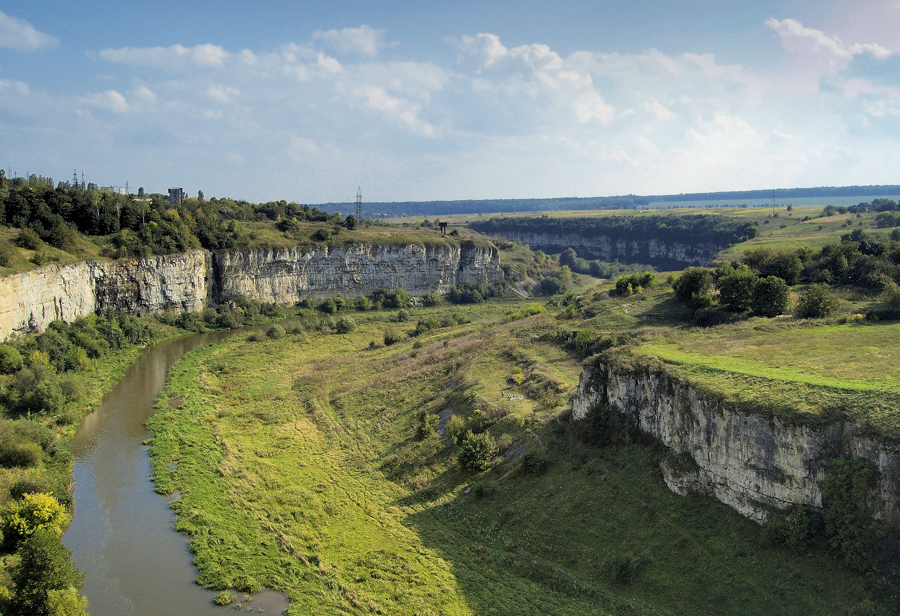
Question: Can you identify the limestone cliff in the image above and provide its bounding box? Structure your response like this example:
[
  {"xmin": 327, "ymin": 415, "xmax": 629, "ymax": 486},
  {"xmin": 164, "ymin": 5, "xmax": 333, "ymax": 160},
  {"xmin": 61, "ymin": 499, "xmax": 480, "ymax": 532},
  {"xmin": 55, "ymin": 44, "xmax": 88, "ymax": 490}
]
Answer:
[
  {"xmin": 572, "ymin": 363, "xmax": 900, "ymax": 525},
  {"xmin": 481, "ymin": 230, "xmax": 719, "ymax": 268},
  {"xmin": 213, "ymin": 242, "xmax": 499, "ymax": 303},
  {"xmin": 0, "ymin": 242, "xmax": 500, "ymax": 339}
]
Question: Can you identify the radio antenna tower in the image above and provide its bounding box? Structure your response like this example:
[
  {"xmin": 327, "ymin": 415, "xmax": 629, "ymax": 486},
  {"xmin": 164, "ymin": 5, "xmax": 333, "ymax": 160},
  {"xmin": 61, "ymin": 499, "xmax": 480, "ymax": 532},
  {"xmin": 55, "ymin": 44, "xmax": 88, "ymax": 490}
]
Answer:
[{"xmin": 355, "ymin": 187, "xmax": 362, "ymax": 220}]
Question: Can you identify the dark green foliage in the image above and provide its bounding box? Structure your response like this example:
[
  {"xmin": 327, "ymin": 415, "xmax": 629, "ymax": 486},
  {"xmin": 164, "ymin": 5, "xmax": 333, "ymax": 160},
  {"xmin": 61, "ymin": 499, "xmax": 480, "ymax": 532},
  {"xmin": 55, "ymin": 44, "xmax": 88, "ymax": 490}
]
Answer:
[
  {"xmin": 313, "ymin": 228, "xmax": 333, "ymax": 241},
  {"xmin": 794, "ymin": 284, "xmax": 840, "ymax": 319},
  {"xmin": 214, "ymin": 590, "xmax": 235, "ymax": 606},
  {"xmin": 576, "ymin": 403, "xmax": 634, "ymax": 447},
  {"xmin": 0, "ymin": 238, "xmax": 15, "ymax": 267},
  {"xmin": 608, "ymin": 554, "xmax": 641, "ymax": 583},
  {"xmin": 521, "ymin": 449, "xmax": 551, "ymax": 474},
  {"xmin": 691, "ymin": 307, "xmax": 742, "ymax": 327},
  {"xmin": 673, "ymin": 267, "xmax": 714, "ymax": 310},
  {"xmin": 266, "ymin": 324, "xmax": 286, "ymax": 339},
  {"xmin": 751, "ymin": 276, "xmax": 790, "ymax": 317},
  {"xmin": 615, "ymin": 271, "xmax": 656, "ymax": 296},
  {"xmin": 344, "ymin": 214, "xmax": 357, "ymax": 230},
  {"xmin": 15, "ymin": 228, "xmax": 42, "ymax": 250},
  {"xmin": 421, "ymin": 290, "xmax": 441, "ymax": 306},
  {"xmin": 457, "ymin": 430, "xmax": 497, "ymax": 472},
  {"xmin": 383, "ymin": 326, "xmax": 402, "ymax": 346},
  {"xmin": 717, "ymin": 266, "xmax": 757, "ymax": 312},
  {"xmin": 743, "ymin": 248, "xmax": 804, "ymax": 285},
  {"xmin": 415, "ymin": 411, "xmax": 440, "ymax": 440},
  {"xmin": 0, "ymin": 344, "xmax": 24, "ymax": 374},
  {"xmin": 373, "ymin": 287, "xmax": 410, "ymax": 309},
  {"xmin": 823, "ymin": 457, "xmax": 882, "ymax": 572},
  {"xmin": 335, "ymin": 316, "xmax": 356, "ymax": 334},
  {"xmin": 447, "ymin": 281, "xmax": 504, "ymax": 303},
  {"xmin": 8, "ymin": 529, "xmax": 85, "ymax": 616}
]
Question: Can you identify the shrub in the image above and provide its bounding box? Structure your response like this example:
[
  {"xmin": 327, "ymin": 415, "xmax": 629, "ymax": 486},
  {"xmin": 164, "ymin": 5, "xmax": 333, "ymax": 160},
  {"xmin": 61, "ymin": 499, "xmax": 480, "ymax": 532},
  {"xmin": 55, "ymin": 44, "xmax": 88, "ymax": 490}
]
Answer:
[
  {"xmin": 0, "ymin": 344, "xmax": 24, "ymax": 374},
  {"xmin": 1, "ymin": 493, "xmax": 70, "ymax": 549},
  {"xmin": 521, "ymin": 450, "xmax": 551, "ymax": 475},
  {"xmin": 672, "ymin": 267, "xmax": 713, "ymax": 310},
  {"xmin": 445, "ymin": 415, "xmax": 467, "ymax": 446},
  {"xmin": 15, "ymin": 228, "xmax": 42, "ymax": 250},
  {"xmin": 312, "ymin": 228, "xmax": 332, "ymax": 241},
  {"xmin": 214, "ymin": 590, "xmax": 235, "ymax": 606},
  {"xmin": 717, "ymin": 267, "xmax": 757, "ymax": 312},
  {"xmin": 335, "ymin": 316, "xmax": 356, "ymax": 334},
  {"xmin": 609, "ymin": 554, "xmax": 640, "ymax": 583},
  {"xmin": 422, "ymin": 290, "xmax": 441, "ymax": 306},
  {"xmin": 0, "ymin": 239, "xmax": 14, "ymax": 267},
  {"xmin": 266, "ymin": 324, "xmax": 286, "ymax": 339},
  {"xmin": 383, "ymin": 326, "xmax": 402, "ymax": 346},
  {"xmin": 46, "ymin": 587, "xmax": 89, "ymax": 616},
  {"xmin": 0, "ymin": 442, "xmax": 43, "ymax": 469},
  {"xmin": 317, "ymin": 297, "xmax": 337, "ymax": 314},
  {"xmin": 457, "ymin": 430, "xmax": 497, "ymax": 472},
  {"xmin": 823, "ymin": 457, "xmax": 882, "ymax": 572},
  {"xmin": 751, "ymin": 276, "xmax": 790, "ymax": 317},
  {"xmin": 794, "ymin": 284, "xmax": 839, "ymax": 319},
  {"xmin": 415, "ymin": 411, "xmax": 440, "ymax": 440},
  {"xmin": 9, "ymin": 529, "xmax": 85, "ymax": 616}
]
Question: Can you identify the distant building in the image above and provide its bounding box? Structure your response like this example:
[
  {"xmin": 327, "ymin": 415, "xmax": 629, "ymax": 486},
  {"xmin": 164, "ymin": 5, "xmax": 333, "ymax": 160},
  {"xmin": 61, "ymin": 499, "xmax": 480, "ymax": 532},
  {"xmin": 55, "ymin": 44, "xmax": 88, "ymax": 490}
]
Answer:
[
  {"xmin": 168, "ymin": 187, "xmax": 184, "ymax": 205},
  {"xmin": 103, "ymin": 186, "xmax": 127, "ymax": 195}
]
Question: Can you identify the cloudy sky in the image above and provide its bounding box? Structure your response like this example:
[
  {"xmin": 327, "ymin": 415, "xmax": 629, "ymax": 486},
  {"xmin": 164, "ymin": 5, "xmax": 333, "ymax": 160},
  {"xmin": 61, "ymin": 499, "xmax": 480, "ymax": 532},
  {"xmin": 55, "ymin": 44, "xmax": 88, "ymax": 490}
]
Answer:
[{"xmin": 1, "ymin": 0, "xmax": 898, "ymax": 203}]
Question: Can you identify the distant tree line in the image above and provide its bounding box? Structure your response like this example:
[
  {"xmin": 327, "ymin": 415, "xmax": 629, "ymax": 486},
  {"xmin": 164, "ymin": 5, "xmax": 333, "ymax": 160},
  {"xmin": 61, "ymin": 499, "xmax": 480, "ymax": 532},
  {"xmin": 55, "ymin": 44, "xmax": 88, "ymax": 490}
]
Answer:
[
  {"xmin": 0, "ymin": 175, "xmax": 341, "ymax": 259},
  {"xmin": 671, "ymin": 229, "xmax": 900, "ymax": 324}
]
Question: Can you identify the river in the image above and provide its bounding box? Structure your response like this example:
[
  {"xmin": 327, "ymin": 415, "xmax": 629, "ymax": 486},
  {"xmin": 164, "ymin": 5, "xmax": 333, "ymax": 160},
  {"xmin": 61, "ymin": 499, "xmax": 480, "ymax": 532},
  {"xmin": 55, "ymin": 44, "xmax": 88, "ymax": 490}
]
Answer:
[{"xmin": 62, "ymin": 331, "xmax": 289, "ymax": 615}]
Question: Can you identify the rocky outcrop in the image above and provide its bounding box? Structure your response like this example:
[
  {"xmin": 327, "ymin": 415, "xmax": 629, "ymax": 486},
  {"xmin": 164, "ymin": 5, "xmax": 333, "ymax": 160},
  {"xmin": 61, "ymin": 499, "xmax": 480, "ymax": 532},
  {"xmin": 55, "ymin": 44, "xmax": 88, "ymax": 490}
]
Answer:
[
  {"xmin": 0, "ymin": 242, "xmax": 501, "ymax": 339},
  {"xmin": 481, "ymin": 230, "xmax": 719, "ymax": 268},
  {"xmin": 572, "ymin": 363, "xmax": 900, "ymax": 524},
  {"xmin": 213, "ymin": 242, "xmax": 499, "ymax": 303}
]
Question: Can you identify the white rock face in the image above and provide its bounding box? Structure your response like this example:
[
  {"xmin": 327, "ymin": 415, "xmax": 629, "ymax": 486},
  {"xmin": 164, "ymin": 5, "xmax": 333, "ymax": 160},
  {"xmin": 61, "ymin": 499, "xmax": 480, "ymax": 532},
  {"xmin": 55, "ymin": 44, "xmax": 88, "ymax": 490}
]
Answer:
[
  {"xmin": 573, "ymin": 363, "xmax": 900, "ymax": 524},
  {"xmin": 0, "ymin": 243, "xmax": 501, "ymax": 339},
  {"xmin": 0, "ymin": 251, "xmax": 210, "ymax": 338},
  {"xmin": 481, "ymin": 231, "xmax": 721, "ymax": 267},
  {"xmin": 213, "ymin": 242, "xmax": 500, "ymax": 303}
]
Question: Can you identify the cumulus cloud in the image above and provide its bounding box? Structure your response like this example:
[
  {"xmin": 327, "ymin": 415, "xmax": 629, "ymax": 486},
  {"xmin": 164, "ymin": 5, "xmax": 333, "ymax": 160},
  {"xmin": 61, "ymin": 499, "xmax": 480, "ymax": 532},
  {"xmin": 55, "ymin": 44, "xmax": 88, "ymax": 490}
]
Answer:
[
  {"xmin": 766, "ymin": 18, "xmax": 893, "ymax": 73},
  {"xmin": 207, "ymin": 84, "xmax": 240, "ymax": 104},
  {"xmin": 573, "ymin": 92, "xmax": 615, "ymax": 123},
  {"xmin": 0, "ymin": 10, "xmax": 58, "ymax": 51},
  {"xmin": 81, "ymin": 90, "xmax": 129, "ymax": 113},
  {"xmin": 644, "ymin": 98, "xmax": 675, "ymax": 120},
  {"xmin": 313, "ymin": 25, "xmax": 390, "ymax": 56},
  {"xmin": 358, "ymin": 85, "xmax": 436, "ymax": 137},
  {"xmin": 98, "ymin": 43, "xmax": 231, "ymax": 69}
]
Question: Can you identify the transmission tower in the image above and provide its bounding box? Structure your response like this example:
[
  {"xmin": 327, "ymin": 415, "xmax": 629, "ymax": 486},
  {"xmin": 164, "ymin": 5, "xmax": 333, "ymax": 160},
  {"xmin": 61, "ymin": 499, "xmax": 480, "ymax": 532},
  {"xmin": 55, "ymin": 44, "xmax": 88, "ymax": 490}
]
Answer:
[{"xmin": 355, "ymin": 187, "xmax": 362, "ymax": 220}]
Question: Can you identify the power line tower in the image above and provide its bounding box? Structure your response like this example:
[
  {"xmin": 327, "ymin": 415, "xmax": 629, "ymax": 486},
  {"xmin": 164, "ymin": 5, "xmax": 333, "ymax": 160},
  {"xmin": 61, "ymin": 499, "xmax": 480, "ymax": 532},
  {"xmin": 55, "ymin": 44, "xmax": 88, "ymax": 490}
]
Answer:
[{"xmin": 355, "ymin": 187, "xmax": 362, "ymax": 220}]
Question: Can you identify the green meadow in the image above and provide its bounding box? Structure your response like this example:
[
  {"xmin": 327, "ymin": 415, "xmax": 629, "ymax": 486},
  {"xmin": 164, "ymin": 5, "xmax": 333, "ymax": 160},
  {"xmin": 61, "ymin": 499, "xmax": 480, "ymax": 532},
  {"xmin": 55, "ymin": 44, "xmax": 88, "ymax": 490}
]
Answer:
[{"xmin": 147, "ymin": 300, "xmax": 876, "ymax": 615}]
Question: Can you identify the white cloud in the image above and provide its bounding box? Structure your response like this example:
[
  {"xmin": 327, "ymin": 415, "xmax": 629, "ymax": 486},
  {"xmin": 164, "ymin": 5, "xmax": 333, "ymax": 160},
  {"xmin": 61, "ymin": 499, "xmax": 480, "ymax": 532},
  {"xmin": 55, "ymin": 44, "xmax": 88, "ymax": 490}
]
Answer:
[
  {"xmin": 766, "ymin": 18, "xmax": 893, "ymax": 71},
  {"xmin": 317, "ymin": 53, "xmax": 342, "ymax": 73},
  {"xmin": 81, "ymin": 90, "xmax": 129, "ymax": 113},
  {"xmin": 0, "ymin": 10, "xmax": 58, "ymax": 51},
  {"xmin": 207, "ymin": 84, "xmax": 240, "ymax": 104},
  {"xmin": 573, "ymin": 92, "xmax": 615, "ymax": 123},
  {"xmin": 313, "ymin": 25, "xmax": 389, "ymax": 56},
  {"xmin": 358, "ymin": 85, "xmax": 436, "ymax": 137},
  {"xmin": 131, "ymin": 85, "xmax": 157, "ymax": 103},
  {"xmin": 98, "ymin": 43, "xmax": 231, "ymax": 69},
  {"xmin": 644, "ymin": 98, "xmax": 675, "ymax": 120}
]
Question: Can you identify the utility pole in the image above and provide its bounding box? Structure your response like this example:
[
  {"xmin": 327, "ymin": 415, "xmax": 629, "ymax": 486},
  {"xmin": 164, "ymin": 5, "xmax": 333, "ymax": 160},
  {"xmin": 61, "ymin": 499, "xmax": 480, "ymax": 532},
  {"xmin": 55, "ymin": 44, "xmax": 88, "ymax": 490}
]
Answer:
[{"xmin": 356, "ymin": 187, "xmax": 362, "ymax": 220}]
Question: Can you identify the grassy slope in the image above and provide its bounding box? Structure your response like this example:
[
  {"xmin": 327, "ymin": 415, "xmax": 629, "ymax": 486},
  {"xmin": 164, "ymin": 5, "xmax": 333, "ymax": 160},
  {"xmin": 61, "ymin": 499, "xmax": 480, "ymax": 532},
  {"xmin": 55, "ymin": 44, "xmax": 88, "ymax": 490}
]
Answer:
[{"xmin": 147, "ymin": 302, "xmax": 870, "ymax": 615}]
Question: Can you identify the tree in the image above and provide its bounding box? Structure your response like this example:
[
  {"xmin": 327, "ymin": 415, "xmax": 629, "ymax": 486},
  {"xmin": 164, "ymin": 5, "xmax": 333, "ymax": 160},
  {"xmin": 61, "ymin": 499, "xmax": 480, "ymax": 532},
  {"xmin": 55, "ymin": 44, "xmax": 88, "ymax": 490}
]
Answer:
[
  {"xmin": 9, "ymin": 529, "xmax": 85, "ymax": 616},
  {"xmin": 457, "ymin": 430, "xmax": 497, "ymax": 471},
  {"xmin": 794, "ymin": 284, "xmax": 839, "ymax": 319},
  {"xmin": 672, "ymin": 267, "xmax": 713, "ymax": 310},
  {"xmin": 717, "ymin": 266, "xmax": 757, "ymax": 312},
  {"xmin": 751, "ymin": 276, "xmax": 790, "ymax": 317},
  {"xmin": 2, "ymin": 493, "xmax": 70, "ymax": 549},
  {"xmin": 344, "ymin": 214, "xmax": 357, "ymax": 230},
  {"xmin": 823, "ymin": 458, "xmax": 882, "ymax": 572}
]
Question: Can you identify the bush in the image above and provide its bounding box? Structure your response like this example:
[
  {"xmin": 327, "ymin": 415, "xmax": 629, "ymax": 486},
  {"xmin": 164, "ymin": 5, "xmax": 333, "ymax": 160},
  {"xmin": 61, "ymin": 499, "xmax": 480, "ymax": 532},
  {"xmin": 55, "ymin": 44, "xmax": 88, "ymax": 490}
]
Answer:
[
  {"xmin": 46, "ymin": 587, "xmax": 89, "ymax": 616},
  {"xmin": 1, "ymin": 493, "xmax": 70, "ymax": 549},
  {"xmin": 0, "ymin": 344, "xmax": 24, "ymax": 374},
  {"xmin": 0, "ymin": 239, "xmax": 14, "ymax": 267},
  {"xmin": 672, "ymin": 267, "xmax": 713, "ymax": 310},
  {"xmin": 794, "ymin": 284, "xmax": 839, "ymax": 319},
  {"xmin": 335, "ymin": 316, "xmax": 356, "ymax": 334},
  {"xmin": 823, "ymin": 457, "xmax": 882, "ymax": 572},
  {"xmin": 445, "ymin": 415, "xmax": 467, "ymax": 446},
  {"xmin": 9, "ymin": 529, "xmax": 85, "ymax": 616},
  {"xmin": 0, "ymin": 442, "xmax": 43, "ymax": 469},
  {"xmin": 751, "ymin": 276, "xmax": 790, "ymax": 317},
  {"xmin": 521, "ymin": 450, "xmax": 551, "ymax": 475},
  {"xmin": 422, "ymin": 290, "xmax": 441, "ymax": 306},
  {"xmin": 383, "ymin": 326, "xmax": 402, "ymax": 346},
  {"xmin": 609, "ymin": 554, "xmax": 640, "ymax": 583},
  {"xmin": 266, "ymin": 324, "xmax": 286, "ymax": 339},
  {"xmin": 415, "ymin": 411, "xmax": 440, "ymax": 440},
  {"xmin": 457, "ymin": 430, "xmax": 497, "ymax": 472},
  {"xmin": 717, "ymin": 267, "xmax": 757, "ymax": 312},
  {"xmin": 214, "ymin": 590, "xmax": 235, "ymax": 606},
  {"xmin": 312, "ymin": 228, "xmax": 332, "ymax": 241},
  {"xmin": 15, "ymin": 228, "xmax": 42, "ymax": 250}
]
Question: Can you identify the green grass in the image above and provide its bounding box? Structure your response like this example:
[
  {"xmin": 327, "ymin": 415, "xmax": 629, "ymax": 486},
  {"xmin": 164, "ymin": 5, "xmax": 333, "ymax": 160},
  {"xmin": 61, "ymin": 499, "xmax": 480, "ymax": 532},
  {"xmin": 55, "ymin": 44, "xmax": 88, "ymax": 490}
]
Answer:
[{"xmin": 147, "ymin": 302, "xmax": 873, "ymax": 615}]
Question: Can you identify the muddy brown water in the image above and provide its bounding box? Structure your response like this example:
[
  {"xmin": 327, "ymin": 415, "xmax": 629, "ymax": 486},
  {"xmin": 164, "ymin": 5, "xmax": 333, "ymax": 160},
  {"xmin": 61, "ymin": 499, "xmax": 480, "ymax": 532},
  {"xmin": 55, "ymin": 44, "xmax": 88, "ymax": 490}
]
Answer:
[{"xmin": 63, "ymin": 330, "xmax": 289, "ymax": 616}]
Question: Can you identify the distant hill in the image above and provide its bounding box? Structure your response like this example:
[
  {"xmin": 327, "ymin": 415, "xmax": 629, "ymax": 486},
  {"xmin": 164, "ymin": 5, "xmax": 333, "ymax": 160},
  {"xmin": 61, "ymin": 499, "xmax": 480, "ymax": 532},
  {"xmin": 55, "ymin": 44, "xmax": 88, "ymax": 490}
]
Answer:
[{"xmin": 317, "ymin": 185, "xmax": 900, "ymax": 218}]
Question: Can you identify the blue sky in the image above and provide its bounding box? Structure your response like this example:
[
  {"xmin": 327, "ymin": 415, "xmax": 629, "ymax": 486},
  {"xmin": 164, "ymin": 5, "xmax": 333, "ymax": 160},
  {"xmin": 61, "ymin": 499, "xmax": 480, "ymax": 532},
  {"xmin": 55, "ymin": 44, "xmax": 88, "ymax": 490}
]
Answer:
[{"xmin": 1, "ymin": 1, "xmax": 898, "ymax": 203}]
